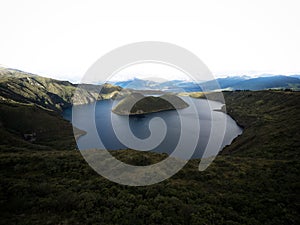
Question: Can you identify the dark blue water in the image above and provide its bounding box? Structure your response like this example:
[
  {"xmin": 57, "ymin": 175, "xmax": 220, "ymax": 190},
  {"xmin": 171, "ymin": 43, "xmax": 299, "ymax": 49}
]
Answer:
[{"xmin": 63, "ymin": 97, "xmax": 242, "ymax": 159}]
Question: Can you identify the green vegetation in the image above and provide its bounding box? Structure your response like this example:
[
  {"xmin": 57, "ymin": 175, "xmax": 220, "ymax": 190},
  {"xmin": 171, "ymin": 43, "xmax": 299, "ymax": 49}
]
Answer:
[
  {"xmin": 0, "ymin": 74, "xmax": 299, "ymax": 225},
  {"xmin": 1, "ymin": 148, "xmax": 298, "ymax": 225},
  {"xmin": 179, "ymin": 92, "xmax": 207, "ymax": 98},
  {"xmin": 0, "ymin": 100, "xmax": 76, "ymax": 150},
  {"xmin": 0, "ymin": 67, "xmax": 122, "ymax": 112},
  {"xmin": 222, "ymin": 90, "xmax": 300, "ymax": 160},
  {"xmin": 112, "ymin": 93, "xmax": 189, "ymax": 115}
]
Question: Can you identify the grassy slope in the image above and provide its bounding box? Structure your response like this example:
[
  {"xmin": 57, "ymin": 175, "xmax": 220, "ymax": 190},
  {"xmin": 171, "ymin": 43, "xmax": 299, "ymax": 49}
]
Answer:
[
  {"xmin": 0, "ymin": 100, "xmax": 76, "ymax": 150},
  {"xmin": 0, "ymin": 74, "xmax": 76, "ymax": 111},
  {"xmin": 0, "ymin": 91, "xmax": 299, "ymax": 225},
  {"xmin": 222, "ymin": 91, "xmax": 300, "ymax": 159},
  {"xmin": 0, "ymin": 68, "xmax": 122, "ymax": 112}
]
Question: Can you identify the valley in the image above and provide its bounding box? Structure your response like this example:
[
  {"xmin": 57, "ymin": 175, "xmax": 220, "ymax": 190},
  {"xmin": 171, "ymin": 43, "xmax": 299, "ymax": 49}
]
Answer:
[{"xmin": 0, "ymin": 68, "xmax": 299, "ymax": 224}]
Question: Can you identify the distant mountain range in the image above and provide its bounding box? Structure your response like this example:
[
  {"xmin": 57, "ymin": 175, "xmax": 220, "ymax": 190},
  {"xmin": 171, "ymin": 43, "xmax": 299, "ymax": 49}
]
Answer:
[
  {"xmin": 113, "ymin": 78, "xmax": 202, "ymax": 92},
  {"xmin": 1, "ymin": 67, "xmax": 300, "ymax": 97},
  {"xmin": 111, "ymin": 75, "xmax": 300, "ymax": 92}
]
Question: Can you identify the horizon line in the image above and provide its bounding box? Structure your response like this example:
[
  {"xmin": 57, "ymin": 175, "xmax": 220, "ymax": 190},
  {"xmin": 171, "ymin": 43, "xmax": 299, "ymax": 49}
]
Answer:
[{"xmin": 1, "ymin": 65, "xmax": 299, "ymax": 84}]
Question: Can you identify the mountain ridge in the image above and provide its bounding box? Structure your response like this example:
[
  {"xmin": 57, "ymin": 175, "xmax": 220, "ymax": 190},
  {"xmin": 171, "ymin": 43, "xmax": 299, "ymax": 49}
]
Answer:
[
  {"xmin": 110, "ymin": 75, "xmax": 300, "ymax": 92},
  {"xmin": 0, "ymin": 67, "xmax": 123, "ymax": 112}
]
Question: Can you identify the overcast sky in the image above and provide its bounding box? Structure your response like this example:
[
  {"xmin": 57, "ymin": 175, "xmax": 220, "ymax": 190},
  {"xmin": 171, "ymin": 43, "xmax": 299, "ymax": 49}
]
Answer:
[{"xmin": 0, "ymin": 0, "xmax": 299, "ymax": 82}]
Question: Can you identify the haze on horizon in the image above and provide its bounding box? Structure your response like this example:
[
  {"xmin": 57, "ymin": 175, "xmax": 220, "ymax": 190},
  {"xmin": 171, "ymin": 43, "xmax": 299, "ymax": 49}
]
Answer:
[{"xmin": 0, "ymin": 0, "xmax": 299, "ymax": 83}]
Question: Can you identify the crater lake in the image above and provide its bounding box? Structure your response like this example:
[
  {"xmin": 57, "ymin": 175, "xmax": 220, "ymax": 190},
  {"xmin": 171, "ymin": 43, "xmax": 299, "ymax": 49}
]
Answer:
[{"xmin": 63, "ymin": 97, "xmax": 243, "ymax": 159}]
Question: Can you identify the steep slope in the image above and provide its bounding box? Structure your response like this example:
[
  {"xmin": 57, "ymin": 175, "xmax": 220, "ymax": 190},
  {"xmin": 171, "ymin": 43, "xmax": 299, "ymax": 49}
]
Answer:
[
  {"xmin": 221, "ymin": 90, "xmax": 300, "ymax": 159},
  {"xmin": 0, "ymin": 100, "xmax": 77, "ymax": 150},
  {"xmin": 0, "ymin": 68, "xmax": 122, "ymax": 148},
  {"xmin": 0, "ymin": 68, "xmax": 122, "ymax": 111},
  {"xmin": 0, "ymin": 67, "xmax": 38, "ymax": 78}
]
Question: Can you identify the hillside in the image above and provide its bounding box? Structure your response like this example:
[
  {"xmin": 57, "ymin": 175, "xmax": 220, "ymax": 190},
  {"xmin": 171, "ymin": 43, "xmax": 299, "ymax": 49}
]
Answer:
[
  {"xmin": 112, "ymin": 93, "xmax": 189, "ymax": 115},
  {"xmin": 0, "ymin": 100, "xmax": 77, "ymax": 150},
  {"xmin": 0, "ymin": 90, "xmax": 299, "ymax": 224},
  {"xmin": 222, "ymin": 90, "xmax": 300, "ymax": 159},
  {"xmin": 0, "ymin": 67, "xmax": 122, "ymax": 112}
]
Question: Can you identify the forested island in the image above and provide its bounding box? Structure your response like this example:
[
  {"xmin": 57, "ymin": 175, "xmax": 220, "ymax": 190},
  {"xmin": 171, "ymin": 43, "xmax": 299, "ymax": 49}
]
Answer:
[{"xmin": 112, "ymin": 93, "xmax": 189, "ymax": 115}]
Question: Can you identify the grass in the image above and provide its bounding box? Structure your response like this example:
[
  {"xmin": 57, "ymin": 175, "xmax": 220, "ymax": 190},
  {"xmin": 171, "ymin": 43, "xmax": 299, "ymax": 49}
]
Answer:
[
  {"xmin": 0, "ymin": 68, "xmax": 122, "ymax": 112},
  {"xmin": 222, "ymin": 90, "xmax": 300, "ymax": 160},
  {"xmin": 0, "ymin": 100, "xmax": 76, "ymax": 150},
  {"xmin": 0, "ymin": 90, "xmax": 299, "ymax": 224}
]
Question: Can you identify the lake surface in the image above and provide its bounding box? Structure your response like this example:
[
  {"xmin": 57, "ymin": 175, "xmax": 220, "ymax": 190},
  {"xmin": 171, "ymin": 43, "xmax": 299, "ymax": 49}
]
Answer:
[{"xmin": 63, "ymin": 97, "xmax": 242, "ymax": 159}]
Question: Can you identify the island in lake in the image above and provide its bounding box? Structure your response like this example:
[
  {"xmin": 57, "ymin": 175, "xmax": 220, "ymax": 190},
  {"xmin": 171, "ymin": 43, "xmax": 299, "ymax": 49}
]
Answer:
[{"xmin": 112, "ymin": 93, "xmax": 189, "ymax": 115}]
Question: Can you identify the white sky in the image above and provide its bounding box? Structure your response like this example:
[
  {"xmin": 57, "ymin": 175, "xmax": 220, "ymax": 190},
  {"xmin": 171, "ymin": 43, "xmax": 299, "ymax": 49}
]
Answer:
[
  {"xmin": 0, "ymin": 0, "xmax": 300, "ymax": 82},
  {"xmin": 110, "ymin": 63, "xmax": 193, "ymax": 82}
]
